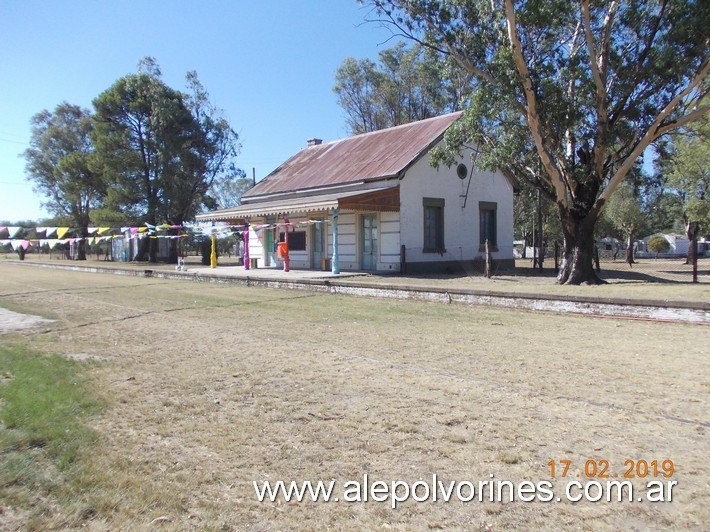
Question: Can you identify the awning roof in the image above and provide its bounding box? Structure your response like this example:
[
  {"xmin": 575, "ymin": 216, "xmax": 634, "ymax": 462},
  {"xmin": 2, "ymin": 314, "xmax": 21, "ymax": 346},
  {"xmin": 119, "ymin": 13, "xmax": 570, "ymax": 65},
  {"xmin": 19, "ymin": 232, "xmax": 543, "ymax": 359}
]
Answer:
[{"xmin": 196, "ymin": 186, "xmax": 400, "ymax": 222}]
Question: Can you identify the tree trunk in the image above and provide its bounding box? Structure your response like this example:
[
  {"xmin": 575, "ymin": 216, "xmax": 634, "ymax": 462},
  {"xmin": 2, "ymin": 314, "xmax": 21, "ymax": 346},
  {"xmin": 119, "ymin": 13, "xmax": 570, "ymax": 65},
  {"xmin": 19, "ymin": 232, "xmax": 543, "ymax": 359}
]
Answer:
[
  {"xmin": 149, "ymin": 236, "xmax": 158, "ymax": 263},
  {"xmin": 77, "ymin": 227, "xmax": 88, "ymax": 261},
  {"xmin": 134, "ymin": 236, "xmax": 150, "ymax": 261},
  {"xmin": 167, "ymin": 232, "xmax": 178, "ymax": 264},
  {"xmin": 625, "ymin": 232, "xmax": 635, "ymax": 267},
  {"xmin": 556, "ymin": 208, "xmax": 604, "ymax": 285}
]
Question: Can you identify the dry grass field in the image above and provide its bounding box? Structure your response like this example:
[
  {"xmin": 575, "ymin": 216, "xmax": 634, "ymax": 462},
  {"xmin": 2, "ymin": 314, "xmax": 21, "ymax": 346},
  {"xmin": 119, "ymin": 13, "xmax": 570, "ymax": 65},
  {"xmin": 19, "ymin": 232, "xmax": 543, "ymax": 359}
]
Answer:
[{"xmin": 0, "ymin": 262, "xmax": 708, "ymax": 530}]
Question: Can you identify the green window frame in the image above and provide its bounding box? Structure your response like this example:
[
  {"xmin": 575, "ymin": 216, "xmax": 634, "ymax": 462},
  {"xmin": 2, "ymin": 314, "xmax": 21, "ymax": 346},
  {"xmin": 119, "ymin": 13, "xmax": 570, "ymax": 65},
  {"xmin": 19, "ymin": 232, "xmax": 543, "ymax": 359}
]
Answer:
[
  {"xmin": 479, "ymin": 201, "xmax": 498, "ymax": 251},
  {"xmin": 423, "ymin": 197, "xmax": 445, "ymax": 253}
]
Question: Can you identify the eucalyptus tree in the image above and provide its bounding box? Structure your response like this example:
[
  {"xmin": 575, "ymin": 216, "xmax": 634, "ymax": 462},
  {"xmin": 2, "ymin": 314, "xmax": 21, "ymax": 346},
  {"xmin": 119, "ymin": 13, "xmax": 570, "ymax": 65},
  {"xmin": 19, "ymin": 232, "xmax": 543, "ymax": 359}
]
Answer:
[
  {"xmin": 209, "ymin": 174, "xmax": 252, "ymax": 210},
  {"xmin": 334, "ymin": 42, "xmax": 472, "ymax": 134},
  {"xmin": 367, "ymin": 0, "xmax": 709, "ymax": 284},
  {"xmin": 24, "ymin": 102, "xmax": 103, "ymax": 260},
  {"xmin": 663, "ymin": 114, "xmax": 709, "ymax": 281},
  {"xmin": 604, "ymin": 179, "xmax": 647, "ymax": 266}
]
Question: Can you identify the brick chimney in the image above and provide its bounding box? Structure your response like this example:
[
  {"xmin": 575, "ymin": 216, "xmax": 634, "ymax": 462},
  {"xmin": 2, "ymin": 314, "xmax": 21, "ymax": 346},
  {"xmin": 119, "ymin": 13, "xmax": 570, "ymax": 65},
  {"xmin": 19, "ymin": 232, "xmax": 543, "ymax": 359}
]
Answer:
[{"xmin": 307, "ymin": 138, "xmax": 322, "ymax": 147}]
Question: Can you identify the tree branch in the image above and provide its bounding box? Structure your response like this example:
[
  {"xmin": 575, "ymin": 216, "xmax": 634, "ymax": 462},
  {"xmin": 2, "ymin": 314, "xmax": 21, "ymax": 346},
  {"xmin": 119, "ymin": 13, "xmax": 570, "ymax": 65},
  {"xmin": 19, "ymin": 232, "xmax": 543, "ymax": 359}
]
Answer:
[
  {"xmin": 503, "ymin": 0, "xmax": 568, "ymax": 203},
  {"xmin": 582, "ymin": 0, "xmax": 617, "ymax": 177},
  {"xmin": 596, "ymin": 59, "xmax": 710, "ymax": 210},
  {"xmin": 608, "ymin": 1, "xmax": 668, "ymax": 125}
]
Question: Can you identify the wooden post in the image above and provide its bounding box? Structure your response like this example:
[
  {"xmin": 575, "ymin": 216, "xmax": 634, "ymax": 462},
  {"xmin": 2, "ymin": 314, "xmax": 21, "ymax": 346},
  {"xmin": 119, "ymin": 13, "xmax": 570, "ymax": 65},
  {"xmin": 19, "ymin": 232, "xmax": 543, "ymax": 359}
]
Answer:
[
  {"xmin": 331, "ymin": 208, "xmax": 340, "ymax": 274},
  {"xmin": 691, "ymin": 236, "xmax": 698, "ymax": 284},
  {"xmin": 533, "ymin": 223, "xmax": 537, "ymax": 270},
  {"xmin": 400, "ymin": 244, "xmax": 406, "ymax": 274},
  {"xmin": 537, "ymin": 188, "xmax": 543, "ymax": 271},
  {"xmin": 485, "ymin": 239, "xmax": 491, "ymax": 278},
  {"xmin": 243, "ymin": 222, "xmax": 250, "ymax": 270}
]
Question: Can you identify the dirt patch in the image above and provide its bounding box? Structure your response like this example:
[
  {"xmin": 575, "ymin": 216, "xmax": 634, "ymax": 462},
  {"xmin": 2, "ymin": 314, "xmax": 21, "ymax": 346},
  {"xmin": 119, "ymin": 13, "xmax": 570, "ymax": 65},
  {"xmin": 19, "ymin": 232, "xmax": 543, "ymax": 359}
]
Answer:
[{"xmin": 0, "ymin": 307, "xmax": 54, "ymax": 334}]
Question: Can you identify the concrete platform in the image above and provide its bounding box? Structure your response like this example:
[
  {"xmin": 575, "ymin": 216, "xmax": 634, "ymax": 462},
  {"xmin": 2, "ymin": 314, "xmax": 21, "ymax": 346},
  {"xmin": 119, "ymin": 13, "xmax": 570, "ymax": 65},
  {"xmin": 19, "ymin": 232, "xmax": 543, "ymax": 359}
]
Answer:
[{"xmin": 188, "ymin": 265, "xmax": 368, "ymax": 281}]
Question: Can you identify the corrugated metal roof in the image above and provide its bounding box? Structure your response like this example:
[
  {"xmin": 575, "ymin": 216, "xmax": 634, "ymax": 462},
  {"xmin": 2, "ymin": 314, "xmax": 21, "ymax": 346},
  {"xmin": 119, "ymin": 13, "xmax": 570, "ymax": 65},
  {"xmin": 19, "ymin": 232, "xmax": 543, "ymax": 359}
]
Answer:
[
  {"xmin": 196, "ymin": 186, "xmax": 399, "ymax": 221},
  {"xmin": 243, "ymin": 112, "xmax": 463, "ymax": 199}
]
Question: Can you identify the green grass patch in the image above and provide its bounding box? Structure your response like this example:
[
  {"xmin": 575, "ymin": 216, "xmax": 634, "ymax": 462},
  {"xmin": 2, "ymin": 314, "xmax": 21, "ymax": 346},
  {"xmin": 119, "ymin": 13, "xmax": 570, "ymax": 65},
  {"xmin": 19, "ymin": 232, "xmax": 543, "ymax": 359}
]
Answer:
[{"xmin": 0, "ymin": 344, "xmax": 101, "ymax": 516}]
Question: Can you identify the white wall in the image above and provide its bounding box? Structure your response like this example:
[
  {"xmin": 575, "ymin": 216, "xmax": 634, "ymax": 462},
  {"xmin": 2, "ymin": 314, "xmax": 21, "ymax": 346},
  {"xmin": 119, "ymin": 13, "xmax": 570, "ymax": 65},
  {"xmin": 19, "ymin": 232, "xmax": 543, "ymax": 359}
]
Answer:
[
  {"xmin": 379, "ymin": 211, "xmax": 401, "ymax": 271},
  {"xmin": 244, "ymin": 213, "xmax": 358, "ymax": 270},
  {"xmin": 399, "ymin": 143, "xmax": 514, "ymax": 265},
  {"xmin": 247, "ymin": 225, "xmax": 264, "ymax": 267}
]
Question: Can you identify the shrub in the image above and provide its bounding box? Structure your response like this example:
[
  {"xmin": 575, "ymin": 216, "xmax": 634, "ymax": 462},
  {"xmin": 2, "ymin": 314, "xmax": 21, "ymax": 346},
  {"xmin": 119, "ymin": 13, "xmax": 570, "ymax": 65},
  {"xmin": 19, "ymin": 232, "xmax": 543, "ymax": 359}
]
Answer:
[{"xmin": 647, "ymin": 236, "xmax": 670, "ymax": 257}]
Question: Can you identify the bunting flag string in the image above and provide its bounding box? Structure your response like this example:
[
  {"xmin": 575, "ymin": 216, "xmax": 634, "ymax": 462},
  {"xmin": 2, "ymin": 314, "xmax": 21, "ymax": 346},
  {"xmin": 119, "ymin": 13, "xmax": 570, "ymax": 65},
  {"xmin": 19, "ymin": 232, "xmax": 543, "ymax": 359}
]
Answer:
[{"xmin": 0, "ymin": 218, "xmax": 330, "ymax": 244}]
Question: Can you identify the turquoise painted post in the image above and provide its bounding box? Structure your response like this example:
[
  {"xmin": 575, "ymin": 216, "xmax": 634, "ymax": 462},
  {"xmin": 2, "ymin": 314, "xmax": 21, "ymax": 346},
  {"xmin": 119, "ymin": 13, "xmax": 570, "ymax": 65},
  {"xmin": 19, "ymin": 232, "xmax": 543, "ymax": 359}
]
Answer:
[{"xmin": 331, "ymin": 208, "xmax": 340, "ymax": 274}]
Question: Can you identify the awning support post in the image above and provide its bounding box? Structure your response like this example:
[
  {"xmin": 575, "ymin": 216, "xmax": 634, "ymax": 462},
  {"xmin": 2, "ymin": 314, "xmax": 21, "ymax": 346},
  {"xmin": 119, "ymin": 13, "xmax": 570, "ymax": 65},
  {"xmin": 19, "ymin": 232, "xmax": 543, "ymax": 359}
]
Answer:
[
  {"xmin": 210, "ymin": 233, "xmax": 217, "ymax": 268},
  {"xmin": 283, "ymin": 216, "xmax": 290, "ymax": 272},
  {"xmin": 331, "ymin": 208, "xmax": 340, "ymax": 274},
  {"xmin": 243, "ymin": 222, "xmax": 250, "ymax": 270}
]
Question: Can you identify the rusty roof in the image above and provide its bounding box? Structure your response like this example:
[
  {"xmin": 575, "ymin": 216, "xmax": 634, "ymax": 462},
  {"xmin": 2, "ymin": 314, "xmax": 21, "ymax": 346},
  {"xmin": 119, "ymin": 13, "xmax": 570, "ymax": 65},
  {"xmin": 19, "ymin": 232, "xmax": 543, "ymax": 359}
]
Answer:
[{"xmin": 243, "ymin": 112, "xmax": 463, "ymax": 199}]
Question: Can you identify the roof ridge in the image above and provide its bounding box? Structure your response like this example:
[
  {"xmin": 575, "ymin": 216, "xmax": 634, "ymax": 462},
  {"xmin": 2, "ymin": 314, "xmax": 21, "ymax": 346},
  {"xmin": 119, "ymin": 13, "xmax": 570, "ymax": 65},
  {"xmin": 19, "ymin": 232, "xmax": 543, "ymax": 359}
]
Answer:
[{"xmin": 314, "ymin": 110, "xmax": 464, "ymax": 147}]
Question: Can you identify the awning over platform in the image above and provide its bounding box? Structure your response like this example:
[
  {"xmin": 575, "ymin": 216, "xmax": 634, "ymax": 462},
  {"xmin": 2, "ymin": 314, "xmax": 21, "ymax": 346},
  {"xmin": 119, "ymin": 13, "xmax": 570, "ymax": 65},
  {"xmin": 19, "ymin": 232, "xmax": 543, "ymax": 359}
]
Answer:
[{"xmin": 196, "ymin": 186, "xmax": 400, "ymax": 222}]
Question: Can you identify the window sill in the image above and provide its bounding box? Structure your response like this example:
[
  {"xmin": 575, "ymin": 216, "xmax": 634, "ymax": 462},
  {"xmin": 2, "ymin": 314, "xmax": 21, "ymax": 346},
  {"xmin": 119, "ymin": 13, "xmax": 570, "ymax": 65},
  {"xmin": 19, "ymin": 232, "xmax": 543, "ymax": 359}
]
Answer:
[{"xmin": 423, "ymin": 248, "xmax": 447, "ymax": 254}]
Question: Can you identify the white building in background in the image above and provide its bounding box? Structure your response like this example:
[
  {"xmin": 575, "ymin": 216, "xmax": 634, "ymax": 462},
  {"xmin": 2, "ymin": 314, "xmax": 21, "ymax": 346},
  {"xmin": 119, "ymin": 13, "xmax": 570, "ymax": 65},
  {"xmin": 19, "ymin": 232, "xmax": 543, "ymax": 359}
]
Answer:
[
  {"xmin": 639, "ymin": 233, "xmax": 710, "ymax": 257},
  {"xmin": 197, "ymin": 112, "xmax": 517, "ymax": 274}
]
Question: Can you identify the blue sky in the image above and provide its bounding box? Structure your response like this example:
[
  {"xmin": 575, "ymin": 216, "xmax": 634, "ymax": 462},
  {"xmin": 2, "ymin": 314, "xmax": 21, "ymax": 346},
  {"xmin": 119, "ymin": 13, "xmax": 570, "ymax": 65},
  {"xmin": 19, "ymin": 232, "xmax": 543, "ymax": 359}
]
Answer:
[{"xmin": 0, "ymin": 1, "xmax": 398, "ymax": 222}]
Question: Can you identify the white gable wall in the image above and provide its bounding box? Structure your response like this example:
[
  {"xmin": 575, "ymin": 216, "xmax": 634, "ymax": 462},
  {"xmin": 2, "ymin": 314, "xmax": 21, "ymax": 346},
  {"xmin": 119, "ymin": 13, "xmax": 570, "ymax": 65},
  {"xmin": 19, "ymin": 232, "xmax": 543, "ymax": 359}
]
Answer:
[
  {"xmin": 399, "ymin": 143, "xmax": 514, "ymax": 269},
  {"xmin": 378, "ymin": 211, "xmax": 401, "ymax": 271}
]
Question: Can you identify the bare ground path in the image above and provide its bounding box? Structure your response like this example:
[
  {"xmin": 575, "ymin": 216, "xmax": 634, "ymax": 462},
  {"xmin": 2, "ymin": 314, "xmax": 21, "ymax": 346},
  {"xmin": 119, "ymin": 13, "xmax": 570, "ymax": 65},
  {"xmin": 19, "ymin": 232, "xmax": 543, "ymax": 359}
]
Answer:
[
  {"xmin": 0, "ymin": 263, "xmax": 708, "ymax": 530},
  {"xmin": 0, "ymin": 307, "xmax": 54, "ymax": 333}
]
